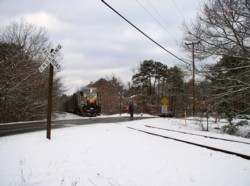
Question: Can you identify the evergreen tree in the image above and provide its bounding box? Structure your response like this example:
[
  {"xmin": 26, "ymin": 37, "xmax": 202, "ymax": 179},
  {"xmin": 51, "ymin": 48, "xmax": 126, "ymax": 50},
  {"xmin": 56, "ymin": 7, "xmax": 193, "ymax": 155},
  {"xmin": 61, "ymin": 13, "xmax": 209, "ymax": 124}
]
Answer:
[
  {"xmin": 132, "ymin": 60, "xmax": 185, "ymax": 115},
  {"xmin": 206, "ymin": 55, "xmax": 250, "ymax": 114}
]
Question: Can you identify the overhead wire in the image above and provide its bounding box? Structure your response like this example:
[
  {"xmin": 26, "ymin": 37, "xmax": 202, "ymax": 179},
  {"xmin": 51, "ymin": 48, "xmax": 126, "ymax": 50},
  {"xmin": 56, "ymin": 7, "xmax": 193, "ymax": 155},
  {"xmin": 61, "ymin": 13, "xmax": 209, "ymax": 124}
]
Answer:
[
  {"xmin": 101, "ymin": 0, "xmax": 191, "ymax": 66},
  {"xmin": 172, "ymin": 0, "xmax": 185, "ymax": 20},
  {"xmin": 143, "ymin": 0, "xmax": 180, "ymax": 41},
  {"xmin": 135, "ymin": 0, "xmax": 179, "ymax": 41},
  {"xmin": 135, "ymin": 0, "xmax": 165, "ymax": 30}
]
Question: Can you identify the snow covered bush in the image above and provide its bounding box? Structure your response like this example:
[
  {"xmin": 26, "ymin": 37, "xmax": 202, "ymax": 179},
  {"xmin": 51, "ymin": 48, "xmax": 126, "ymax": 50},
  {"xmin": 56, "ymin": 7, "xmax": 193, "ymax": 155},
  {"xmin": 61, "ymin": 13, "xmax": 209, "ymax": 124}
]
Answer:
[
  {"xmin": 221, "ymin": 123, "xmax": 238, "ymax": 135},
  {"xmin": 221, "ymin": 120, "xmax": 249, "ymax": 137}
]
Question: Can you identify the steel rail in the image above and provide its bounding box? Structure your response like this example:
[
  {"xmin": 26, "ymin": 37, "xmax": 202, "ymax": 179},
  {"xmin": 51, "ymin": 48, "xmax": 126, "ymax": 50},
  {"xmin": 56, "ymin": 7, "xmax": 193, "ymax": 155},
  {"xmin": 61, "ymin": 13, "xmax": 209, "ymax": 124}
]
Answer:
[
  {"xmin": 145, "ymin": 125, "xmax": 250, "ymax": 145},
  {"xmin": 127, "ymin": 126, "xmax": 250, "ymax": 161}
]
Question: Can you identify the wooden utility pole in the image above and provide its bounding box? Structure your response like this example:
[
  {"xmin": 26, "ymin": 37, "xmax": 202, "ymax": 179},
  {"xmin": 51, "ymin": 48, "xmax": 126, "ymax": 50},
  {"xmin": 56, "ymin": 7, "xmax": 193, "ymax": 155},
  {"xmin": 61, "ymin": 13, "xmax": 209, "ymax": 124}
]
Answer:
[
  {"xmin": 47, "ymin": 63, "xmax": 54, "ymax": 139},
  {"xmin": 185, "ymin": 41, "xmax": 200, "ymax": 116}
]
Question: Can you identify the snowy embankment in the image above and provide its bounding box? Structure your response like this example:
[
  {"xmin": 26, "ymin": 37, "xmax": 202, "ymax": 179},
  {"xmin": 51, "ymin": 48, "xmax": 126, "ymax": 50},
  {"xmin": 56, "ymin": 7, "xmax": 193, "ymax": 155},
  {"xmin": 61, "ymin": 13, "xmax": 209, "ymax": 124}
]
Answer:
[{"xmin": 0, "ymin": 113, "xmax": 250, "ymax": 186}]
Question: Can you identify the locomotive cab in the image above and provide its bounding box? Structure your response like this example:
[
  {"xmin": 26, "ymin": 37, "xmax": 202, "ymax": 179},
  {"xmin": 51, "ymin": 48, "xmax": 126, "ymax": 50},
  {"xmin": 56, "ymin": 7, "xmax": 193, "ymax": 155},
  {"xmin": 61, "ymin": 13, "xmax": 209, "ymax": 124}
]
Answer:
[
  {"xmin": 64, "ymin": 87, "xmax": 101, "ymax": 117},
  {"xmin": 79, "ymin": 87, "xmax": 101, "ymax": 116}
]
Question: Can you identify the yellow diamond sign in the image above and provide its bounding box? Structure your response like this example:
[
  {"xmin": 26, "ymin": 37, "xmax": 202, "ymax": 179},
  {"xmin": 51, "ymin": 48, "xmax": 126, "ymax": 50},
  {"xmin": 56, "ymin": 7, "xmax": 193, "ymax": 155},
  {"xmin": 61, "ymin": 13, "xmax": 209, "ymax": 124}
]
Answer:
[{"xmin": 161, "ymin": 97, "xmax": 168, "ymax": 105}]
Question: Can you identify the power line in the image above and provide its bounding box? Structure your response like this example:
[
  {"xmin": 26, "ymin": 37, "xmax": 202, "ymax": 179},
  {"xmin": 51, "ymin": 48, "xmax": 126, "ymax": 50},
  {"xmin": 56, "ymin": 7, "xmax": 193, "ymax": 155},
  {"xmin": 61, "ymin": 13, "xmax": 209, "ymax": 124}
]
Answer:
[
  {"xmin": 135, "ymin": 0, "xmax": 179, "ymax": 41},
  {"xmin": 144, "ymin": 0, "xmax": 180, "ymax": 41},
  {"xmin": 135, "ymin": 0, "xmax": 165, "ymax": 30},
  {"xmin": 172, "ymin": 0, "xmax": 185, "ymax": 20},
  {"xmin": 101, "ymin": 0, "xmax": 190, "ymax": 66}
]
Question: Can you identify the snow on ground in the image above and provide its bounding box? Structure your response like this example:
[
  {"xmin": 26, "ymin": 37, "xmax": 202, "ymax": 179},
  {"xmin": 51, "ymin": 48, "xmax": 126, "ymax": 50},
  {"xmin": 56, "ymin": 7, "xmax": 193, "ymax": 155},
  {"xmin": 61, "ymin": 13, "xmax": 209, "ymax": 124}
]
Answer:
[
  {"xmin": 0, "ymin": 114, "xmax": 250, "ymax": 186},
  {"xmin": 124, "ymin": 118, "xmax": 250, "ymax": 155}
]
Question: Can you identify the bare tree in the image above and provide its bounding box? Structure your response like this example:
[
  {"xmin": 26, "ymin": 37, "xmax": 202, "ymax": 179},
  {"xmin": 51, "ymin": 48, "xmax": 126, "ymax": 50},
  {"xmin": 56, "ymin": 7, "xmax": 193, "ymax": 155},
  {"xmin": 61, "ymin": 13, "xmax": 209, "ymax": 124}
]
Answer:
[
  {"xmin": 183, "ymin": 0, "xmax": 250, "ymax": 61},
  {"xmin": 0, "ymin": 20, "xmax": 64, "ymax": 123}
]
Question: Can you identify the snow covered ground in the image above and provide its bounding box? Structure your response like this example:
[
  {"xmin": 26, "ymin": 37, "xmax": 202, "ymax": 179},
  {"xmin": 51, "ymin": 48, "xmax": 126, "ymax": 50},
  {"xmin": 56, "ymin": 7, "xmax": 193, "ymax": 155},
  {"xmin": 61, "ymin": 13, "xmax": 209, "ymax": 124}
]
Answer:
[{"xmin": 0, "ymin": 113, "xmax": 250, "ymax": 186}]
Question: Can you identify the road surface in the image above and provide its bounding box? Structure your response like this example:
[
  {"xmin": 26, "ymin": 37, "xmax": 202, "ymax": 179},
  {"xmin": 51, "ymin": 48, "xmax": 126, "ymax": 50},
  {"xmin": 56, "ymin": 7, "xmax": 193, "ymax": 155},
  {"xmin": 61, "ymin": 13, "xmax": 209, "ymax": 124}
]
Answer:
[{"xmin": 0, "ymin": 116, "xmax": 153, "ymax": 137}]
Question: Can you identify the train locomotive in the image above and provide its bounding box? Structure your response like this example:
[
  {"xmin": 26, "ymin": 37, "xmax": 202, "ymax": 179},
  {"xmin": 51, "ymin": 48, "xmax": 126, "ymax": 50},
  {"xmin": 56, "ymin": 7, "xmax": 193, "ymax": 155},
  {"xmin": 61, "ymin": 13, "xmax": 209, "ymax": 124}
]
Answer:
[{"xmin": 65, "ymin": 87, "xmax": 101, "ymax": 116}]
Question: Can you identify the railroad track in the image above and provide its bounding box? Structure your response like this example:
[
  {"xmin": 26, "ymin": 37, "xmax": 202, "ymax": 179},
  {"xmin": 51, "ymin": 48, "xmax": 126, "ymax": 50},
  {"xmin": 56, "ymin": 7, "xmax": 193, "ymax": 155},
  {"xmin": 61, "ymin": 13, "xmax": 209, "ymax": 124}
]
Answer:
[
  {"xmin": 126, "ymin": 125, "xmax": 250, "ymax": 161},
  {"xmin": 145, "ymin": 125, "xmax": 250, "ymax": 145}
]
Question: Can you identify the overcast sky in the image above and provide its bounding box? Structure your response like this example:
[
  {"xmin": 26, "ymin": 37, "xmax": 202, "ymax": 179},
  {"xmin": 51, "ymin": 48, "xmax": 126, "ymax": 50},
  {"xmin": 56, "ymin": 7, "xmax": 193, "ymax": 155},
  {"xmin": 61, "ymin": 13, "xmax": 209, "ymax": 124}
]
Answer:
[{"xmin": 0, "ymin": 0, "xmax": 203, "ymax": 95}]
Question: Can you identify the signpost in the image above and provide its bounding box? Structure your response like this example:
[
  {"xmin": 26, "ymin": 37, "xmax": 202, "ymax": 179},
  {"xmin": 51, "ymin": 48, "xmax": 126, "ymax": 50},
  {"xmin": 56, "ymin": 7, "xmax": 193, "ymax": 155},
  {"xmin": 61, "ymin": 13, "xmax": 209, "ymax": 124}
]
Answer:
[
  {"xmin": 161, "ymin": 97, "xmax": 168, "ymax": 115},
  {"xmin": 39, "ymin": 44, "xmax": 62, "ymax": 139}
]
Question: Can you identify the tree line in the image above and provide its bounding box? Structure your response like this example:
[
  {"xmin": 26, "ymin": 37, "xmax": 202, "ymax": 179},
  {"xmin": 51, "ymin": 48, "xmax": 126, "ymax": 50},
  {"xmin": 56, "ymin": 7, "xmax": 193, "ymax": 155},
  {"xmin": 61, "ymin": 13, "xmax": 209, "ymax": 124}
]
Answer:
[{"xmin": 83, "ymin": 53, "xmax": 249, "ymax": 117}]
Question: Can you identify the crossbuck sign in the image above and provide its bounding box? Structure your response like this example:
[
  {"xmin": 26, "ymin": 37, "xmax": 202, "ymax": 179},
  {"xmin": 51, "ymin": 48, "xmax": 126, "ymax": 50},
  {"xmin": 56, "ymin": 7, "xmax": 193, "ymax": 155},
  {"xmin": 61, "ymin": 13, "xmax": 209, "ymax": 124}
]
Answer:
[
  {"xmin": 38, "ymin": 44, "xmax": 62, "ymax": 139},
  {"xmin": 39, "ymin": 44, "xmax": 62, "ymax": 73}
]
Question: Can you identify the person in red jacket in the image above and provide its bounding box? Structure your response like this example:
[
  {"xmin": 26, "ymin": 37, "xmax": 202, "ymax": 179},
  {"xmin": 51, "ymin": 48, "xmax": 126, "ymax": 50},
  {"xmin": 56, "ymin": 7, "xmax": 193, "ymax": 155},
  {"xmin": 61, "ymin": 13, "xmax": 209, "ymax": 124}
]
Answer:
[{"xmin": 129, "ymin": 101, "xmax": 134, "ymax": 119}]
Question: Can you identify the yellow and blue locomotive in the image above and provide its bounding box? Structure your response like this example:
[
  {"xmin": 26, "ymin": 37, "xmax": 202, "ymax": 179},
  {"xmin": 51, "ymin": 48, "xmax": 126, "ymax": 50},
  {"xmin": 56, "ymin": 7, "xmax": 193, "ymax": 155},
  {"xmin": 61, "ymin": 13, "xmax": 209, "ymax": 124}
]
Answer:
[{"xmin": 65, "ymin": 87, "xmax": 101, "ymax": 116}]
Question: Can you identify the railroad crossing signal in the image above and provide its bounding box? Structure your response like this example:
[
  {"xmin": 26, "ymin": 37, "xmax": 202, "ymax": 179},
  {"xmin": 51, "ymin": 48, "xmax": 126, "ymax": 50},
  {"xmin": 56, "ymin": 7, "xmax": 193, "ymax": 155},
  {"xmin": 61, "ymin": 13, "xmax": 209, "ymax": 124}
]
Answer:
[
  {"xmin": 39, "ymin": 44, "xmax": 62, "ymax": 73},
  {"xmin": 38, "ymin": 44, "xmax": 62, "ymax": 140}
]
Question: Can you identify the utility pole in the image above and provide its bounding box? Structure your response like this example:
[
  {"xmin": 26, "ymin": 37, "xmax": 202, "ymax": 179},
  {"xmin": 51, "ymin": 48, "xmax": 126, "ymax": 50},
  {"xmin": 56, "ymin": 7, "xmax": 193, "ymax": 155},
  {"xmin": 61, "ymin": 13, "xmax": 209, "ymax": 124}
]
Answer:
[{"xmin": 185, "ymin": 41, "xmax": 200, "ymax": 116}]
